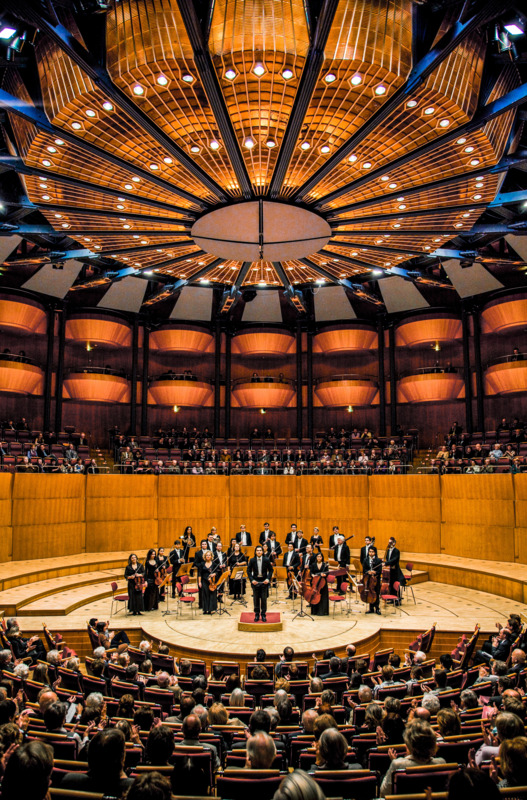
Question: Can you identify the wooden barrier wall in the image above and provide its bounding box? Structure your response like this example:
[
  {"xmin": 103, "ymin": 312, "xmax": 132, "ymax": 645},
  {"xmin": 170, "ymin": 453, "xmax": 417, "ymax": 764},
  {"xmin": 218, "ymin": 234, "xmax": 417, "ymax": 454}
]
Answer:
[{"xmin": 0, "ymin": 473, "xmax": 525, "ymax": 563}]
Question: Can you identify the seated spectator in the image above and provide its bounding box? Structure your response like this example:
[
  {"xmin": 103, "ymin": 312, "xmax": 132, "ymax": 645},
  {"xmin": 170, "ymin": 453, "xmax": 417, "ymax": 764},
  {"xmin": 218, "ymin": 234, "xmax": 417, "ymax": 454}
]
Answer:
[
  {"xmin": 447, "ymin": 767, "xmax": 500, "ymax": 800},
  {"xmin": 145, "ymin": 724, "xmax": 175, "ymax": 766},
  {"xmin": 60, "ymin": 728, "xmax": 134, "ymax": 796},
  {"xmin": 498, "ymin": 736, "xmax": 527, "ymax": 788},
  {"xmin": 127, "ymin": 772, "xmax": 172, "ymax": 800},
  {"xmin": 380, "ymin": 719, "xmax": 446, "ymax": 795},
  {"xmin": 475, "ymin": 711, "xmax": 525, "ymax": 766},
  {"xmin": 312, "ymin": 728, "xmax": 361, "ymax": 771},
  {"xmin": 180, "ymin": 713, "xmax": 220, "ymax": 771},
  {"xmin": 246, "ymin": 731, "xmax": 276, "ymax": 768},
  {"xmin": 274, "ymin": 771, "xmax": 326, "ymax": 800},
  {"xmin": 1, "ymin": 740, "xmax": 53, "ymax": 800},
  {"xmin": 437, "ymin": 708, "xmax": 461, "ymax": 739}
]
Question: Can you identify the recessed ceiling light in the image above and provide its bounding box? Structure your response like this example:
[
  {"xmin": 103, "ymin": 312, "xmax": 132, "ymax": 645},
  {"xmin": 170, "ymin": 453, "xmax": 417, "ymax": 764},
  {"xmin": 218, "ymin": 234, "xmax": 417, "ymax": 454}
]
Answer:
[
  {"xmin": 434, "ymin": 238, "xmax": 441, "ymax": 242},
  {"xmin": 393, "ymin": 223, "xmax": 401, "ymax": 228},
  {"xmin": 182, "ymin": 74, "xmax": 194, "ymax": 83},
  {"xmin": 320, "ymin": 145, "xmax": 331, "ymax": 154},
  {"xmin": 388, "ymin": 183, "xmax": 398, "ymax": 190},
  {"xmin": 140, "ymin": 239, "xmax": 148, "ymax": 244},
  {"xmin": 46, "ymin": 146, "xmax": 57, "ymax": 154},
  {"xmin": 39, "ymin": 183, "xmax": 48, "ymax": 189},
  {"xmin": 300, "ymin": 141, "xmax": 311, "ymax": 150},
  {"xmin": 362, "ymin": 161, "xmax": 372, "ymax": 169},
  {"xmin": 324, "ymin": 72, "xmax": 337, "ymax": 83},
  {"xmin": 42, "ymin": 160, "xmax": 51, "ymax": 166},
  {"xmin": 473, "ymin": 194, "xmax": 482, "ymax": 200},
  {"xmin": 94, "ymin": 245, "xmax": 102, "ymax": 250},
  {"xmin": 457, "ymin": 137, "xmax": 467, "ymax": 145},
  {"xmin": 149, "ymin": 163, "xmax": 159, "ymax": 170},
  {"xmin": 253, "ymin": 63, "xmax": 265, "ymax": 77},
  {"xmin": 406, "ymin": 99, "xmax": 418, "ymax": 108},
  {"xmin": 258, "ymin": 280, "xmax": 267, "ymax": 286},
  {"xmin": 244, "ymin": 137, "xmax": 256, "ymax": 149},
  {"xmin": 375, "ymin": 85, "xmax": 386, "ymax": 95},
  {"xmin": 372, "ymin": 269, "xmax": 383, "ymax": 275},
  {"xmin": 350, "ymin": 74, "xmax": 362, "ymax": 86},
  {"xmin": 190, "ymin": 145, "xmax": 201, "ymax": 153},
  {"xmin": 157, "ymin": 75, "xmax": 168, "ymax": 86},
  {"xmin": 200, "ymin": 278, "xmax": 210, "ymax": 284},
  {"xmin": 83, "ymin": 237, "xmax": 91, "ymax": 242},
  {"xmin": 380, "ymin": 175, "xmax": 389, "ymax": 181},
  {"xmin": 348, "ymin": 154, "xmax": 357, "ymax": 162},
  {"xmin": 265, "ymin": 139, "xmax": 276, "ymax": 148},
  {"xmin": 133, "ymin": 235, "xmax": 140, "ymax": 239},
  {"xmin": 41, "ymin": 195, "xmax": 50, "ymax": 200},
  {"xmin": 123, "ymin": 224, "xmax": 131, "ymax": 229},
  {"xmin": 439, "ymin": 119, "xmax": 450, "ymax": 127},
  {"xmin": 210, "ymin": 140, "xmax": 221, "ymax": 150},
  {"xmin": 470, "ymin": 158, "xmax": 480, "ymax": 166},
  {"xmin": 85, "ymin": 109, "xmax": 96, "ymax": 117},
  {"xmin": 102, "ymin": 101, "xmax": 113, "ymax": 111},
  {"xmin": 282, "ymin": 68, "xmax": 294, "ymax": 80},
  {"xmin": 424, "ymin": 107, "xmax": 435, "ymax": 115},
  {"xmin": 119, "ymin": 218, "xmax": 126, "ymax": 221},
  {"xmin": 71, "ymin": 122, "xmax": 82, "ymax": 130},
  {"xmin": 198, "ymin": 261, "xmax": 205, "ymax": 265},
  {"xmin": 132, "ymin": 176, "xmax": 140, "ymax": 182},
  {"xmin": 397, "ymin": 196, "xmax": 405, "ymax": 201},
  {"xmin": 455, "ymin": 223, "xmax": 463, "ymax": 227},
  {"xmin": 144, "ymin": 270, "xmax": 154, "ymax": 276},
  {"xmin": 224, "ymin": 69, "xmax": 236, "ymax": 80},
  {"xmin": 464, "ymin": 146, "xmax": 474, "ymax": 153},
  {"xmin": 163, "ymin": 157, "xmax": 173, "ymax": 164},
  {"xmin": 61, "ymin": 223, "xmax": 70, "ymax": 228},
  {"xmin": 351, "ymin": 251, "xmax": 358, "ymax": 256},
  {"xmin": 398, "ymin": 204, "xmax": 406, "ymax": 209},
  {"xmin": 475, "ymin": 182, "xmax": 484, "ymax": 188},
  {"xmin": 132, "ymin": 84, "xmax": 145, "ymax": 95},
  {"xmin": 462, "ymin": 213, "xmax": 471, "ymax": 218},
  {"xmin": 54, "ymin": 139, "xmax": 64, "ymax": 145},
  {"xmin": 55, "ymin": 214, "xmax": 63, "ymax": 219},
  {"xmin": 124, "ymin": 184, "xmax": 133, "ymax": 190},
  {"xmin": 0, "ymin": 28, "xmax": 17, "ymax": 40}
]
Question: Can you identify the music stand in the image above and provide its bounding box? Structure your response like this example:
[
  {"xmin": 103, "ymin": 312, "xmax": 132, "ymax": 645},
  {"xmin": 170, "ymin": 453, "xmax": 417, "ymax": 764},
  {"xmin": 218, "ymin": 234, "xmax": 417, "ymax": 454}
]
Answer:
[
  {"xmin": 212, "ymin": 571, "xmax": 230, "ymax": 616},
  {"xmin": 290, "ymin": 575, "xmax": 313, "ymax": 622},
  {"xmin": 271, "ymin": 566, "xmax": 288, "ymax": 606},
  {"xmin": 229, "ymin": 566, "xmax": 248, "ymax": 607},
  {"xmin": 161, "ymin": 568, "xmax": 174, "ymax": 617}
]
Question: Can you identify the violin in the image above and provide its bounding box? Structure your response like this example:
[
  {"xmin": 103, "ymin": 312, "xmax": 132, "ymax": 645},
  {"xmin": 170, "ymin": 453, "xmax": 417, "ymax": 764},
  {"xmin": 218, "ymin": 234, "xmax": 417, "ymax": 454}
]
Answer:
[
  {"xmin": 209, "ymin": 564, "xmax": 228, "ymax": 592},
  {"xmin": 134, "ymin": 573, "xmax": 145, "ymax": 590},
  {"xmin": 155, "ymin": 555, "xmax": 170, "ymax": 586}
]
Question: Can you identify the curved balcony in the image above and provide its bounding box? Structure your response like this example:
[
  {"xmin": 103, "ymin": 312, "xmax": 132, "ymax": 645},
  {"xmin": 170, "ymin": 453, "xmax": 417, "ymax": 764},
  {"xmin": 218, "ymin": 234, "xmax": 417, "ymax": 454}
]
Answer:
[
  {"xmin": 150, "ymin": 325, "xmax": 214, "ymax": 355},
  {"xmin": 481, "ymin": 294, "xmax": 527, "ymax": 335},
  {"xmin": 314, "ymin": 374, "xmax": 378, "ymax": 407},
  {"xmin": 485, "ymin": 354, "xmax": 527, "ymax": 396},
  {"xmin": 148, "ymin": 374, "xmax": 214, "ymax": 407},
  {"xmin": 0, "ymin": 296, "xmax": 47, "ymax": 335},
  {"xmin": 65, "ymin": 314, "xmax": 132, "ymax": 348},
  {"xmin": 0, "ymin": 354, "xmax": 44, "ymax": 395},
  {"xmin": 231, "ymin": 376, "xmax": 296, "ymax": 408},
  {"xmin": 397, "ymin": 368, "xmax": 464, "ymax": 404},
  {"xmin": 232, "ymin": 329, "xmax": 295, "ymax": 357},
  {"xmin": 313, "ymin": 325, "xmax": 377, "ymax": 355},
  {"xmin": 396, "ymin": 315, "xmax": 462, "ymax": 348},
  {"xmin": 63, "ymin": 369, "xmax": 129, "ymax": 403}
]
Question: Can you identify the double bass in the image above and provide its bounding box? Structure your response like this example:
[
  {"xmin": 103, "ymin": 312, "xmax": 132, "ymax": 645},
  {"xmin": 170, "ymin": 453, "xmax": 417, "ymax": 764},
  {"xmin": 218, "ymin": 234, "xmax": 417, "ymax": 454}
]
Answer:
[{"xmin": 301, "ymin": 568, "xmax": 327, "ymax": 606}]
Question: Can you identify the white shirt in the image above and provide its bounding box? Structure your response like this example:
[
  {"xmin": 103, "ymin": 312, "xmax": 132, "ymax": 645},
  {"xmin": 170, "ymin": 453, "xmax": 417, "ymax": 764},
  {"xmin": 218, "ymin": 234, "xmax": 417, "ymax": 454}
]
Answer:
[
  {"xmin": 337, "ymin": 545, "xmax": 342, "ymax": 561},
  {"xmin": 257, "ymin": 558, "xmax": 263, "ymax": 577},
  {"xmin": 286, "ymin": 552, "xmax": 293, "ymax": 565}
]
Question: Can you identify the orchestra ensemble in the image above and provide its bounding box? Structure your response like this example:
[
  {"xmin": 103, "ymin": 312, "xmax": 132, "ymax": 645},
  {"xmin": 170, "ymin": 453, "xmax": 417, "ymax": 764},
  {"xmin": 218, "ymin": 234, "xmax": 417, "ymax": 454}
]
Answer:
[{"xmin": 123, "ymin": 525, "xmax": 407, "ymax": 620}]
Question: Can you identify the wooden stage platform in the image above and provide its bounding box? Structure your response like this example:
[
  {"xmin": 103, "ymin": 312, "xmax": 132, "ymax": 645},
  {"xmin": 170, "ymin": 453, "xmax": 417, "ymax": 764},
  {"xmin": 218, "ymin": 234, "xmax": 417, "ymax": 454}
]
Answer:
[{"xmin": 1, "ymin": 550, "xmax": 527, "ymax": 666}]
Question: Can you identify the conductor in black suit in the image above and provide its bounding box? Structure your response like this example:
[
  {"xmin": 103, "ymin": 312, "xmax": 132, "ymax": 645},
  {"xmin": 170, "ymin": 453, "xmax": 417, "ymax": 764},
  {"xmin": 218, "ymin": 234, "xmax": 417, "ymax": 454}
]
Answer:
[
  {"xmin": 362, "ymin": 545, "xmax": 383, "ymax": 615},
  {"xmin": 360, "ymin": 536, "xmax": 377, "ymax": 565},
  {"xmin": 247, "ymin": 545, "xmax": 273, "ymax": 622},
  {"xmin": 333, "ymin": 535, "xmax": 350, "ymax": 593},
  {"xmin": 384, "ymin": 537, "xmax": 406, "ymax": 598},
  {"xmin": 236, "ymin": 524, "xmax": 252, "ymax": 547}
]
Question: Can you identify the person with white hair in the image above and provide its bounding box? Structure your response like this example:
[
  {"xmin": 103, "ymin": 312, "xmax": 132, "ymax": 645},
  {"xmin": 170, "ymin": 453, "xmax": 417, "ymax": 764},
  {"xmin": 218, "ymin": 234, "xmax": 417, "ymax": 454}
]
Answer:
[
  {"xmin": 46, "ymin": 650, "xmax": 62, "ymax": 666},
  {"xmin": 246, "ymin": 731, "xmax": 276, "ymax": 769},
  {"xmin": 421, "ymin": 693, "xmax": 441, "ymax": 715},
  {"xmin": 13, "ymin": 663, "xmax": 30, "ymax": 680}
]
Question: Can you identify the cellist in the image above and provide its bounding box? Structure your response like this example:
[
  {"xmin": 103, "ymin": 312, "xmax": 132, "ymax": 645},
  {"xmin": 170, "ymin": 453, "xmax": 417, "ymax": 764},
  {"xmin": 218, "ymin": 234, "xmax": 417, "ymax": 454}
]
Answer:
[
  {"xmin": 309, "ymin": 551, "xmax": 329, "ymax": 616},
  {"xmin": 362, "ymin": 544, "xmax": 383, "ymax": 615}
]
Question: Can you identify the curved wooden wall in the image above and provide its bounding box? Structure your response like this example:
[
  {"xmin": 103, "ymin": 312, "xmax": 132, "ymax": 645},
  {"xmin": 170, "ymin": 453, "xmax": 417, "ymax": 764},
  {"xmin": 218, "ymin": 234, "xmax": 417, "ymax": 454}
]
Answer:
[{"xmin": 2, "ymin": 474, "xmax": 527, "ymax": 568}]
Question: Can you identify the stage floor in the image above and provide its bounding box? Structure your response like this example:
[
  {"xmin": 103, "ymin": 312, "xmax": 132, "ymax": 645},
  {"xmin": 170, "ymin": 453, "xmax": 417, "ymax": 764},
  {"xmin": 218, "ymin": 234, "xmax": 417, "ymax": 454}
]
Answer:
[{"xmin": 18, "ymin": 580, "xmax": 527, "ymax": 662}]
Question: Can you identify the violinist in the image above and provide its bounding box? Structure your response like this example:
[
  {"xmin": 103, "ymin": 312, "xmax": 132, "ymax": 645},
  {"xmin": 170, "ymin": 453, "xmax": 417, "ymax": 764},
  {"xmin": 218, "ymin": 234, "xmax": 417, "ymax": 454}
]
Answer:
[
  {"xmin": 360, "ymin": 536, "xmax": 377, "ymax": 564},
  {"xmin": 309, "ymin": 552, "xmax": 329, "ymax": 616},
  {"xmin": 300, "ymin": 543, "xmax": 316, "ymax": 572},
  {"xmin": 362, "ymin": 545, "xmax": 382, "ymax": 615},
  {"xmin": 259, "ymin": 522, "xmax": 275, "ymax": 544},
  {"xmin": 205, "ymin": 533, "xmax": 217, "ymax": 553},
  {"xmin": 267, "ymin": 531, "xmax": 282, "ymax": 560},
  {"xmin": 143, "ymin": 548, "xmax": 160, "ymax": 611},
  {"xmin": 194, "ymin": 540, "xmax": 210, "ymax": 609},
  {"xmin": 156, "ymin": 547, "xmax": 169, "ymax": 602},
  {"xmin": 282, "ymin": 542, "xmax": 300, "ymax": 600},
  {"xmin": 198, "ymin": 550, "xmax": 220, "ymax": 615},
  {"xmin": 228, "ymin": 541, "xmax": 247, "ymax": 600},
  {"xmin": 181, "ymin": 526, "xmax": 196, "ymax": 561},
  {"xmin": 169, "ymin": 540, "xmax": 185, "ymax": 599},
  {"xmin": 310, "ymin": 527, "xmax": 323, "ymax": 553},
  {"xmin": 384, "ymin": 537, "xmax": 406, "ymax": 599},
  {"xmin": 124, "ymin": 553, "xmax": 144, "ymax": 616},
  {"xmin": 333, "ymin": 535, "xmax": 350, "ymax": 594}
]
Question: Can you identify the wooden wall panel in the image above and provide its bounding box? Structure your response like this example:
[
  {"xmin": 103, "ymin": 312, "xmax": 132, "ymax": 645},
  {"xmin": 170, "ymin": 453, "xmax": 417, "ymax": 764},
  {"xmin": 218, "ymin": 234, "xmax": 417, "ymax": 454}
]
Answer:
[
  {"xmin": 158, "ymin": 475, "xmax": 229, "ymax": 543},
  {"xmin": 12, "ymin": 522, "xmax": 85, "ymax": 560},
  {"xmin": 85, "ymin": 475, "xmax": 158, "ymax": 552},
  {"xmin": 298, "ymin": 476, "xmax": 369, "ymax": 545},
  {"xmin": 513, "ymin": 475, "xmax": 527, "ymax": 564},
  {"xmin": 0, "ymin": 473, "xmax": 13, "ymax": 562},
  {"xmin": 368, "ymin": 475, "xmax": 441, "ymax": 552},
  {"xmin": 229, "ymin": 475, "xmax": 297, "ymax": 544}
]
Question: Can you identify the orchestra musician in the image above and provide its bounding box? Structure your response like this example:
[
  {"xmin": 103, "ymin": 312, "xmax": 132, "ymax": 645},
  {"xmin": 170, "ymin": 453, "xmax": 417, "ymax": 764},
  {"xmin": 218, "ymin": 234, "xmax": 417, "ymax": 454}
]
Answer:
[
  {"xmin": 284, "ymin": 523, "xmax": 299, "ymax": 545},
  {"xmin": 226, "ymin": 537, "xmax": 237, "ymax": 558},
  {"xmin": 333, "ymin": 535, "xmax": 350, "ymax": 594},
  {"xmin": 299, "ymin": 543, "xmax": 316, "ymax": 572},
  {"xmin": 362, "ymin": 545, "xmax": 383, "ymax": 615},
  {"xmin": 228, "ymin": 541, "xmax": 247, "ymax": 600},
  {"xmin": 181, "ymin": 526, "xmax": 196, "ymax": 561},
  {"xmin": 267, "ymin": 531, "xmax": 282, "ymax": 560},
  {"xmin": 329, "ymin": 525, "xmax": 341, "ymax": 549},
  {"xmin": 198, "ymin": 550, "xmax": 220, "ymax": 615},
  {"xmin": 143, "ymin": 548, "xmax": 160, "ymax": 611},
  {"xmin": 310, "ymin": 527, "xmax": 323, "ymax": 553},
  {"xmin": 214, "ymin": 540, "xmax": 228, "ymax": 569},
  {"xmin": 259, "ymin": 522, "xmax": 276, "ymax": 544},
  {"xmin": 282, "ymin": 542, "xmax": 300, "ymax": 599},
  {"xmin": 124, "ymin": 553, "xmax": 144, "ymax": 616},
  {"xmin": 236, "ymin": 524, "xmax": 252, "ymax": 547},
  {"xmin": 169, "ymin": 541, "xmax": 185, "ymax": 598},
  {"xmin": 247, "ymin": 545, "xmax": 273, "ymax": 622},
  {"xmin": 291, "ymin": 528, "xmax": 308, "ymax": 552},
  {"xmin": 360, "ymin": 536, "xmax": 377, "ymax": 564},
  {"xmin": 194, "ymin": 541, "xmax": 211, "ymax": 609},
  {"xmin": 309, "ymin": 552, "xmax": 329, "ymax": 616},
  {"xmin": 384, "ymin": 537, "xmax": 406, "ymax": 599},
  {"xmin": 156, "ymin": 547, "xmax": 169, "ymax": 602},
  {"xmin": 205, "ymin": 533, "xmax": 217, "ymax": 553}
]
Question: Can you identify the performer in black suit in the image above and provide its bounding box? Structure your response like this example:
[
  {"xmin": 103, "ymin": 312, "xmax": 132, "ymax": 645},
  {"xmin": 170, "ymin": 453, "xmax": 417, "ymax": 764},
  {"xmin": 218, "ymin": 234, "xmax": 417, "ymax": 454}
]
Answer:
[
  {"xmin": 259, "ymin": 522, "xmax": 276, "ymax": 544},
  {"xmin": 169, "ymin": 541, "xmax": 185, "ymax": 598},
  {"xmin": 329, "ymin": 526, "xmax": 341, "ymax": 549},
  {"xmin": 291, "ymin": 529, "xmax": 308, "ymax": 553},
  {"xmin": 247, "ymin": 545, "xmax": 273, "ymax": 621},
  {"xmin": 384, "ymin": 537, "xmax": 406, "ymax": 598},
  {"xmin": 360, "ymin": 536, "xmax": 377, "ymax": 565},
  {"xmin": 299, "ymin": 544, "xmax": 316, "ymax": 573},
  {"xmin": 285, "ymin": 523, "xmax": 299, "ymax": 546},
  {"xmin": 333, "ymin": 536, "xmax": 350, "ymax": 593},
  {"xmin": 193, "ymin": 541, "xmax": 210, "ymax": 609},
  {"xmin": 236, "ymin": 524, "xmax": 252, "ymax": 547},
  {"xmin": 282, "ymin": 542, "xmax": 300, "ymax": 599},
  {"xmin": 266, "ymin": 531, "xmax": 282, "ymax": 561},
  {"xmin": 362, "ymin": 546, "xmax": 383, "ymax": 615}
]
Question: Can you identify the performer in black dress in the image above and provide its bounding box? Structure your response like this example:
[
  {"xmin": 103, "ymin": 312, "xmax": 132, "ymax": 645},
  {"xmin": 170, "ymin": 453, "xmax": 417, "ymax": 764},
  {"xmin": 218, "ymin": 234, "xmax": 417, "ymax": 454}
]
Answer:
[
  {"xmin": 156, "ymin": 547, "xmax": 169, "ymax": 602},
  {"xmin": 124, "ymin": 553, "xmax": 144, "ymax": 616},
  {"xmin": 181, "ymin": 526, "xmax": 196, "ymax": 561},
  {"xmin": 143, "ymin": 548, "xmax": 159, "ymax": 611},
  {"xmin": 169, "ymin": 540, "xmax": 185, "ymax": 598},
  {"xmin": 228, "ymin": 542, "xmax": 247, "ymax": 599},
  {"xmin": 309, "ymin": 552, "xmax": 329, "ymax": 616},
  {"xmin": 199, "ymin": 550, "xmax": 219, "ymax": 615},
  {"xmin": 310, "ymin": 527, "xmax": 324, "ymax": 554}
]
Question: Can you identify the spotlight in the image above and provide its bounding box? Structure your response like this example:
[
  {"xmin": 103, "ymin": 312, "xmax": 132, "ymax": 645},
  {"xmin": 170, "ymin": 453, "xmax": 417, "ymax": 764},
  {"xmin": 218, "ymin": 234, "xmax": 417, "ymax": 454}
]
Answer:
[
  {"xmin": 347, "ymin": 405, "xmax": 354, "ymax": 413},
  {"xmin": 0, "ymin": 27, "xmax": 16, "ymax": 40},
  {"xmin": 260, "ymin": 408, "xmax": 267, "ymax": 415},
  {"xmin": 173, "ymin": 405, "xmax": 180, "ymax": 413}
]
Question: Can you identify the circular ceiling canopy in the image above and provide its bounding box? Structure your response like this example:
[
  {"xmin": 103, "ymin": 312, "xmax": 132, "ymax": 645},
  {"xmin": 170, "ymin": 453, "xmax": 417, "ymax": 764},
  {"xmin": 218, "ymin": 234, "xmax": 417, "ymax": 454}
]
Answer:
[{"xmin": 191, "ymin": 202, "xmax": 331, "ymax": 262}]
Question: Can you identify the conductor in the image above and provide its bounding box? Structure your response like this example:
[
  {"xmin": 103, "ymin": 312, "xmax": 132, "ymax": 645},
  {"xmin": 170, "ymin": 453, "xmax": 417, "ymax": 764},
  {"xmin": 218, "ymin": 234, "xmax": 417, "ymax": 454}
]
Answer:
[{"xmin": 247, "ymin": 545, "xmax": 273, "ymax": 622}]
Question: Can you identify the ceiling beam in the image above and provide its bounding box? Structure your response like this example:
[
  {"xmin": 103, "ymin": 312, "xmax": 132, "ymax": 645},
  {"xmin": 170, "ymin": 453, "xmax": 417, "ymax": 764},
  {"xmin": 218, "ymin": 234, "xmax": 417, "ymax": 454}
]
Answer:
[
  {"xmin": 219, "ymin": 261, "xmax": 252, "ymax": 313},
  {"xmin": 30, "ymin": 205, "xmax": 192, "ymax": 226},
  {"xmin": 268, "ymin": 0, "xmax": 339, "ymax": 198},
  {"xmin": 3, "ymin": 0, "xmax": 229, "ymax": 203},
  {"xmin": 176, "ymin": 0, "xmax": 253, "ymax": 199},
  {"xmin": 311, "ymin": 79, "xmax": 527, "ymax": 208},
  {"xmin": 0, "ymin": 88, "xmax": 207, "ymax": 212},
  {"xmin": 272, "ymin": 261, "xmax": 307, "ymax": 312},
  {"xmin": 332, "ymin": 223, "xmax": 527, "ymax": 236},
  {"xmin": 326, "ymin": 240, "xmax": 427, "ymax": 257},
  {"xmin": 101, "ymin": 241, "xmax": 201, "ymax": 258},
  {"xmin": 293, "ymin": 0, "xmax": 505, "ymax": 202},
  {"xmin": 330, "ymin": 202, "xmax": 488, "ymax": 226}
]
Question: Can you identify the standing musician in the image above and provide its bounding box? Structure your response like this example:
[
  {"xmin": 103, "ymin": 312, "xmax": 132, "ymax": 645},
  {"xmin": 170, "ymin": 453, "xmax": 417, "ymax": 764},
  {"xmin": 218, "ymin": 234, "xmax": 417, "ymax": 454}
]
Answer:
[
  {"xmin": 362, "ymin": 545, "xmax": 383, "ymax": 615},
  {"xmin": 333, "ymin": 535, "xmax": 350, "ymax": 594},
  {"xmin": 247, "ymin": 545, "xmax": 273, "ymax": 622},
  {"xmin": 226, "ymin": 537, "xmax": 237, "ymax": 558},
  {"xmin": 194, "ymin": 541, "xmax": 210, "ymax": 609},
  {"xmin": 283, "ymin": 542, "xmax": 300, "ymax": 599},
  {"xmin": 228, "ymin": 541, "xmax": 247, "ymax": 600},
  {"xmin": 300, "ymin": 543, "xmax": 316, "ymax": 572},
  {"xmin": 236, "ymin": 524, "xmax": 252, "ymax": 547},
  {"xmin": 156, "ymin": 547, "xmax": 169, "ymax": 602},
  {"xmin": 214, "ymin": 540, "xmax": 228, "ymax": 569},
  {"xmin": 384, "ymin": 536, "xmax": 406, "ymax": 599},
  {"xmin": 169, "ymin": 540, "xmax": 185, "ymax": 599},
  {"xmin": 285, "ymin": 523, "xmax": 299, "ymax": 545},
  {"xmin": 310, "ymin": 527, "xmax": 323, "ymax": 553},
  {"xmin": 124, "ymin": 553, "xmax": 144, "ymax": 616},
  {"xmin": 259, "ymin": 522, "xmax": 276, "ymax": 544},
  {"xmin": 198, "ymin": 550, "xmax": 220, "ymax": 615},
  {"xmin": 360, "ymin": 536, "xmax": 377, "ymax": 564},
  {"xmin": 143, "ymin": 548, "xmax": 160, "ymax": 611},
  {"xmin": 205, "ymin": 533, "xmax": 217, "ymax": 553},
  {"xmin": 267, "ymin": 531, "xmax": 282, "ymax": 560},
  {"xmin": 329, "ymin": 525, "xmax": 341, "ymax": 549},
  {"xmin": 291, "ymin": 528, "xmax": 308, "ymax": 552},
  {"xmin": 309, "ymin": 552, "xmax": 329, "ymax": 616},
  {"xmin": 181, "ymin": 526, "xmax": 196, "ymax": 561}
]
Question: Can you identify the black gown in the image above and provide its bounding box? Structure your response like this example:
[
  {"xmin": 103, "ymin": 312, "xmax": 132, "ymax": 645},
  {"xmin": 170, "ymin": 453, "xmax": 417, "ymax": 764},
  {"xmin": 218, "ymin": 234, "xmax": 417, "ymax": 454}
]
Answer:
[
  {"xmin": 124, "ymin": 563, "xmax": 145, "ymax": 614},
  {"xmin": 228, "ymin": 552, "xmax": 247, "ymax": 598},
  {"xmin": 309, "ymin": 562, "xmax": 329, "ymax": 616},
  {"xmin": 144, "ymin": 559, "xmax": 159, "ymax": 611},
  {"xmin": 200, "ymin": 563, "xmax": 219, "ymax": 614}
]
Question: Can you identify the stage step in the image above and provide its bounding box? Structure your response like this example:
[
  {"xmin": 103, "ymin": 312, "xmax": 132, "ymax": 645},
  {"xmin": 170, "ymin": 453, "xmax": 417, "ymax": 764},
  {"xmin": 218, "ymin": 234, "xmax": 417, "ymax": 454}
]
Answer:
[
  {"xmin": 18, "ymin": 576, "xmax": 129, "ymax": 617},
  {"xmin": 0, "ymin": 569, "xmax": 123, "ymax": 616}
]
